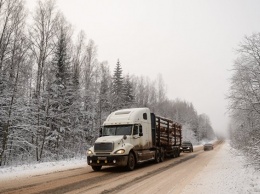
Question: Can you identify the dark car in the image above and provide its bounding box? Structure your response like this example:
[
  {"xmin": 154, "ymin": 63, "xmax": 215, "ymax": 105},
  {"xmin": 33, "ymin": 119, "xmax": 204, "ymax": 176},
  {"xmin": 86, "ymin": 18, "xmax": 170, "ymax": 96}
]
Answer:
[
  {"xmin": 181, "ymin": 141, "xmax": 193, "ymax": 152},
  {"xmin": 204, "ymin": 143, "xmax": 214, "ymax": 151}
]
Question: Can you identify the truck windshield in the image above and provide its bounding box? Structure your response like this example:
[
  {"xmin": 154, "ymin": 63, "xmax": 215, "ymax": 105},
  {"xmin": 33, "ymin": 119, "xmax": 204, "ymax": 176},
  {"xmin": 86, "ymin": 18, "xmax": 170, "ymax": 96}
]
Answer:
[{"xmin": 102, "ymin": 125, "xmax": 133, "ymax": 136}]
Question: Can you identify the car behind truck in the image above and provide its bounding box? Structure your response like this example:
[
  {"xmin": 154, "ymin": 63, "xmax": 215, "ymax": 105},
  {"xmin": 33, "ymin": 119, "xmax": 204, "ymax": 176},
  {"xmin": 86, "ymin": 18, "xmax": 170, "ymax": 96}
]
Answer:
[{"xmin": 87, "ymin": 108, "xmax": 182, "ymax": 171}]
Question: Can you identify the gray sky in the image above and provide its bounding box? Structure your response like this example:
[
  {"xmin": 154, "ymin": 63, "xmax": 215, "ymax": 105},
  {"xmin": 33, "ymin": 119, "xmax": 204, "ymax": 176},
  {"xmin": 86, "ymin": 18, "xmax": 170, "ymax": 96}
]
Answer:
[{"xmin": 26, "ymin": 0, "xmax": 260, "ymax": 137}]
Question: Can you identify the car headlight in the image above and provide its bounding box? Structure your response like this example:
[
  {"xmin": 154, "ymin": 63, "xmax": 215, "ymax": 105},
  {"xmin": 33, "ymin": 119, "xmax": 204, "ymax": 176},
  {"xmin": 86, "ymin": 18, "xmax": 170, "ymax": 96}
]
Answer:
[
  {"xmin": 114, "ymin": 149, "xmax": 125, "ymax": 154},
  {"xmin": 87, "ymin": 150, "xmax": 93, "ymax": 155}
]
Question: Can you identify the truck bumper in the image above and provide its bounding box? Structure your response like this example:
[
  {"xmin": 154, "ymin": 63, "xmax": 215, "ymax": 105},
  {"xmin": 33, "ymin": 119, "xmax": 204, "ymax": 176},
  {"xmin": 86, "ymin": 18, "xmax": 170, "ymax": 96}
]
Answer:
[{"xmin": 87, "ymin": 155, "xmax": 128, "ymax": 167}]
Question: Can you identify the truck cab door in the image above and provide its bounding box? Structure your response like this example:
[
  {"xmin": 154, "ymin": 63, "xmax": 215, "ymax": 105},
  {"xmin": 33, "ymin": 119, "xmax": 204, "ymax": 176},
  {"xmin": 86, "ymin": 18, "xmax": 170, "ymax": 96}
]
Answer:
[
  {"xmin": 131, "ymin": 124, "xmax": 142, "ymax": 157},
  {"xmin": 131, "ymin": 124, "xmax": 151, "ymax": 161},
  {"xmin": 132, "ymin": 124, "xmax": 141, "ymax": 142}
]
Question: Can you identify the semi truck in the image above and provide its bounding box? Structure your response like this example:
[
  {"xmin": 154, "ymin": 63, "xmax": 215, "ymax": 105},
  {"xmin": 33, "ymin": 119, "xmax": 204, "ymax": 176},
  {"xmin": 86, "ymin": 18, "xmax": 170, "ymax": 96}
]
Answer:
[{"xmin": 87, "ymin": 108, "xmax": 182, "ymax": 171}]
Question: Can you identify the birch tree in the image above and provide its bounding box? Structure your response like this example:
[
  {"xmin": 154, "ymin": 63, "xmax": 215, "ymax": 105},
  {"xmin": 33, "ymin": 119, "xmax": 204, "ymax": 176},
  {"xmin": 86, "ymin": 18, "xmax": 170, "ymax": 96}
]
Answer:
[
  {"xmin": 123, "ymin": 74, "xmax": 135, "ymax": 107},
  {"xmin": 97, "ymin": 61, "xmax": 112, "ymax": 127},
  {"xmin": 83, "ymin": 39, "xmax": 99, "ymax": 140},
  {"xmin": 29, "ymin": 0, "xmax": 59, "ymax": 161}
]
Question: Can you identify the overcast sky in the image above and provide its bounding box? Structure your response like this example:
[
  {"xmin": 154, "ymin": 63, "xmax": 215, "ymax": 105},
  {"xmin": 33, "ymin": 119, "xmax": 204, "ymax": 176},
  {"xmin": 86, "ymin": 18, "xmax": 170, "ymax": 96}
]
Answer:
[{"xmin": 26, "ymin": 0, "xmax": 260, "ymax": 137}]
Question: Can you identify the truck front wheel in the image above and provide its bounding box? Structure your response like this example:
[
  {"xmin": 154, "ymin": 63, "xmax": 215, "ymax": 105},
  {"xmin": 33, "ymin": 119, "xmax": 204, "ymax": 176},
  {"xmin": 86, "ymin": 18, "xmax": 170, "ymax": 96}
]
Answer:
[
  {"xmin": 126, "ymin": 152, "xmax": 135, "ymax": 171},
  {"xmin": 92, "ymin": 166, "xmax": 102, "ymax": 171}
]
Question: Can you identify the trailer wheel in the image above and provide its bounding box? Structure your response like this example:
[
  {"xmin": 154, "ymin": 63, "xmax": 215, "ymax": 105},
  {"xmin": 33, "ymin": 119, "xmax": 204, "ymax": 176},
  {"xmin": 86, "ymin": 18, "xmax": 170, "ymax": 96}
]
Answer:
[
  {"xmin": 126, "ymin": 152, "xmax": 135, "ymax": 171},
  {"xmin": 171, "ymin": 149, "xmax": 176, "ymax": 158},
  {"xmin": 92, "ymin": 166, "xmax": 102, "ymax": 171},
  {"xmin": 177, "ymin": 149, "xmax": 180, "ymax": 157},
  {"xmin": 160, "ymin": 148, "xmax": 165, "ymax": 162},
  {"xmin": 155, "ymin": 150, "xmax": 160, "ymax": 163}
]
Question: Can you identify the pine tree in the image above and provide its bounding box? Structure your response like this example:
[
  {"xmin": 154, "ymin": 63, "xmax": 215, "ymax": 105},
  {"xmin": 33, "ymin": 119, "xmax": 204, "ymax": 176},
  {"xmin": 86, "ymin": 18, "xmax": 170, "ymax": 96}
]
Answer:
[
  {"xmin": 46, "ymin": 25, "xmax": 72, "ymax": 159},
  {"xmin": 112, "ymin": 59, "xmax": 124, "ymax": 110}
]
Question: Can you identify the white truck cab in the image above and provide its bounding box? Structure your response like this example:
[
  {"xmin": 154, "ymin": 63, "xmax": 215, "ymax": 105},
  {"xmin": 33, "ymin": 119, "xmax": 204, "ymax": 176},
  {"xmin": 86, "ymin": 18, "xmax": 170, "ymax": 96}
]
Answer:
[{"xmin": 87, "ymin": 108, "xmax": 182, "ymax": 171}]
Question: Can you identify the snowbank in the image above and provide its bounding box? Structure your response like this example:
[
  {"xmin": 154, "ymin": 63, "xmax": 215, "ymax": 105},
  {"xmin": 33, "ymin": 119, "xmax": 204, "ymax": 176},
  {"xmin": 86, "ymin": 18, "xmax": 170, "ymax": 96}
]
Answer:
[{"xmin": 0, "ymin": 158, "xmax": 88, "ymax": 182}]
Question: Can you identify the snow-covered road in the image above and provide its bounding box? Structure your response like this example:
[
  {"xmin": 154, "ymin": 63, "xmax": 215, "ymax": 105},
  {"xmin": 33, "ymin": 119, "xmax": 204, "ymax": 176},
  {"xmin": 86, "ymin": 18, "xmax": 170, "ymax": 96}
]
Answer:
[{"xmin": 0, "ymin": 141, "xmax": 259, "ymax": 194}]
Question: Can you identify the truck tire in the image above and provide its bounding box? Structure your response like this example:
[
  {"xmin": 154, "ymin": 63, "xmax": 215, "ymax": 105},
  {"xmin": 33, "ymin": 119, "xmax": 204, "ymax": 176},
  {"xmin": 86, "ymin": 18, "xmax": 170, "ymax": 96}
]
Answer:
[
  {"xmin": 174, "ymin": 150, "xmax": 177, "ymax": 158},
  {"xmin": 155, "ymin": 150, "xmax": 160, "ymax": 163},
  {"xmin": 160, "ymin": 148, "xmax": 165, "ymax": 162},
  {"xmin": 92, "ymin": 166, "xmax": 102, "ymax": 171},
  {"xmin": 126, "ymin": 152, "xmax": 135, "ymax": 171}
]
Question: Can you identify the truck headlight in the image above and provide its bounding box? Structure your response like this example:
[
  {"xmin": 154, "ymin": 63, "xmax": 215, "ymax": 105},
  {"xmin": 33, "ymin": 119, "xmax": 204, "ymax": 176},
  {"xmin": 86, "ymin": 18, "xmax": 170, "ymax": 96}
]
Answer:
[
  {"xmin": 87, "ymin": 150, "xmax": 93, "ymax": 155},
  {"xmin": 114, "ymin": 149, "xmax": 125, "ymax": 154}
]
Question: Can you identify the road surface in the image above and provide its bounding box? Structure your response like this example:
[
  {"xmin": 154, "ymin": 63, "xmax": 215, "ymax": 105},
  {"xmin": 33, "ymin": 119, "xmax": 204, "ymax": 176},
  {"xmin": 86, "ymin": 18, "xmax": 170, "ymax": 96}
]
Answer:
[{"xmin": 0, "ymin": 141, "xmax": 222, "ymax": 194}]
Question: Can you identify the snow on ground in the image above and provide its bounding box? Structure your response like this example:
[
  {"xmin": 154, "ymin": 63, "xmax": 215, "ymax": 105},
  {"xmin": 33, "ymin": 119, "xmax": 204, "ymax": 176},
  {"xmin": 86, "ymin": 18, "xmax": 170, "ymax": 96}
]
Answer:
[
  {"xmin": 181, "ymin": 141, "xmax": 260, "ymax": 194},
  {"xmin": 0, "ymin": 157, "xmax": 88, "ymax": 182}
]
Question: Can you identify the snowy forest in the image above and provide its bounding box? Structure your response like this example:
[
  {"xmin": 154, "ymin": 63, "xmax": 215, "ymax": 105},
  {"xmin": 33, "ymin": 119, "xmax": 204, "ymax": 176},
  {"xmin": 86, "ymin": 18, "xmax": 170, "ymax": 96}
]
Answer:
[
  {"xmin": 0, "ymin": 0, "xmax": 215, "ymax": 166},
  {"xmin": 228, "ymin": 33, "xmax": 260, "ymax": 170}
]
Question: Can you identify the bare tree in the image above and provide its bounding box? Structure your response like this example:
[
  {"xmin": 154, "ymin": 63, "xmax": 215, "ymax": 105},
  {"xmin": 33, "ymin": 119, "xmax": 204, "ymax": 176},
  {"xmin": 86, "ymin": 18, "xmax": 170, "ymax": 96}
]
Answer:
[
  {"xmin": 29, "ymin": 0, "xmax": 58, "ymax": 97},
  {"xmin": 228, "ymin": 33, "xmax": 260, "ymax": 170},
  {"xmin": 72, "ymin": 31, "xmax": 86, "ymax": 90},
  {"xmin": 157, "ymin": 73, "xmax": 167, "ymax": 103},
  {"xmin": 0, "ymin": 0, "xmax": 29, "ymax": 166}
]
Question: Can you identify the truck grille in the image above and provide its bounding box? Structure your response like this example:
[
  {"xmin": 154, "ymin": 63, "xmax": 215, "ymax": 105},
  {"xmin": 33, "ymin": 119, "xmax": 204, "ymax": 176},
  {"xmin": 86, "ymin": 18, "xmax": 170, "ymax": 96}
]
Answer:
[{"xmin": 94, "ymin": 142, "xmax": 113, "ymax": 152}]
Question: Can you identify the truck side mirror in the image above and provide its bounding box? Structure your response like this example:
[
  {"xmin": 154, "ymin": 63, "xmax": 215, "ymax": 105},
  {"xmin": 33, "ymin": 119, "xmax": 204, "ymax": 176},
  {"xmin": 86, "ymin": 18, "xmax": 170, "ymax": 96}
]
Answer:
[{"xmin": 139, "ymin": 125, "xmax": 143, "ymax": 136}]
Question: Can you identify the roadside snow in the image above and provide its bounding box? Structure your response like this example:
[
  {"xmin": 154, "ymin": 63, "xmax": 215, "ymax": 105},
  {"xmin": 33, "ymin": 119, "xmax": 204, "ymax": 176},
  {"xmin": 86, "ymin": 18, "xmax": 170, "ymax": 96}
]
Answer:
[
  {"xmin": 0, "ymin": 157, "xmax": 88, "ymax": 182},
  {"xmin": 181, "ymin": 141, "xmax": 260, "ymax": 194}
]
